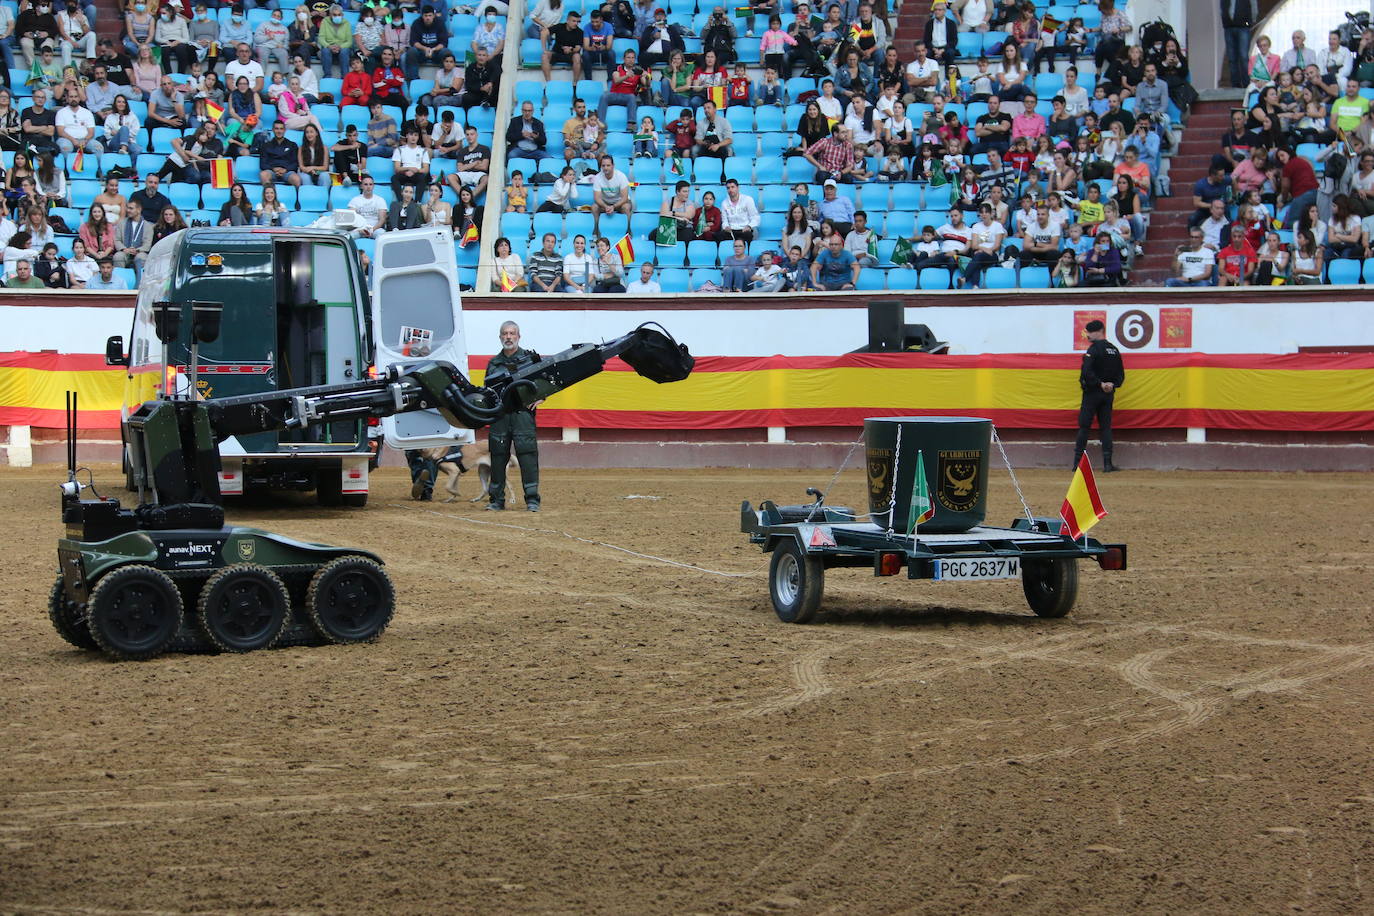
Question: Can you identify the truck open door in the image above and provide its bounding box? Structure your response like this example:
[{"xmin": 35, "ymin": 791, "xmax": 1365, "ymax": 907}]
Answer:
[{"xmin": 370, "ymin": 227, "xmax": 474, "ymax": 449}]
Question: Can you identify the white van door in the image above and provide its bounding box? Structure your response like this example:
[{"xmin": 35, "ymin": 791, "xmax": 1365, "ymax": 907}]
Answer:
[{"xmin": 370, "ymin": 227, "xmax": 474, "ymax": 449}]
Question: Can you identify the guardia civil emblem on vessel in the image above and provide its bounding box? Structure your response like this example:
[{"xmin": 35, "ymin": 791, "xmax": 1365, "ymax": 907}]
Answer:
[{"xmin": 937, "ymin": 450, "xmax": 980, "ymax": 512}]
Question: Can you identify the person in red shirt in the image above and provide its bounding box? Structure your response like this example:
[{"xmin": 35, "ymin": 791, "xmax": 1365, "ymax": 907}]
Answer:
[
  {"xmin": 597, "ymin": 48, "xmax": 646, "ymax": 130},
  {"xmin": 727, "ymin": 61, "xmax": 751, "ymax": 105},
  {"xmin": 370, "ymin": 46, "xmax": 408, "ymax": 111},
  {"xmin": 341, "ymin": 54, "xmax": 371, "ymax": 107},
  {"xmin": 1217, "ymin": 223, "xmax": 1258, "ymax": 286},
  {"xmin": 1277, "ymin": 146, "xmax": 1318, "ymax": 228}
]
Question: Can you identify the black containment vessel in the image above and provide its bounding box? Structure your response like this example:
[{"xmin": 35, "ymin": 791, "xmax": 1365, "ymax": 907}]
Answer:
[{"xmin": 865, "ymin": 417, "xmax": 992, "ymax": 533}]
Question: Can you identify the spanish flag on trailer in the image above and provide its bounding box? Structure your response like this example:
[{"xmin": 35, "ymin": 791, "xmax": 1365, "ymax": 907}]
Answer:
[{"xmin": 1060, "ymin": 454, "xmax": 1107, "ymax": 539}]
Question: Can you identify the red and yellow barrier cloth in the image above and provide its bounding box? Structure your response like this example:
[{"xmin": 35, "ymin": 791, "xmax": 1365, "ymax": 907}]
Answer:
[{"xmin": 6, "ymin": 351, "xmax": 1373, "ymax": 432}]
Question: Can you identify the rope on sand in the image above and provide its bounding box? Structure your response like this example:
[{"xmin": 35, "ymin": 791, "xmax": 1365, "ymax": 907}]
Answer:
[{"xmin": 391, "ymin": 504, "xmax": 760, "ymax": 579}]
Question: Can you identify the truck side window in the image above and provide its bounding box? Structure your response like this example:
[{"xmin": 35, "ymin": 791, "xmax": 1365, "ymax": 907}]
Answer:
[{"xmin": 313, "ymin": 244, "xmax": 353, "ymax": 304}]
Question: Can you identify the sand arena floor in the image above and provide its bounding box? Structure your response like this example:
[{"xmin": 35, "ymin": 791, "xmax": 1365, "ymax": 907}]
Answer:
[{"xmin": 2, "ymin": 463, "xmax": 1373, "ymax": 914}]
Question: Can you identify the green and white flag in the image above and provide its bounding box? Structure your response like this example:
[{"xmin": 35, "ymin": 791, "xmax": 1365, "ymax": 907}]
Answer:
[
  {"xmin": 907, "ymin": 450, "xmax": 935, "ymax": 534},
  {"xmin": 669, "ymin": 152, "xmax": 685, "ymax": 176},
  {"xmin": 655, "ymin": 215, "xmax": 678, "ymax": 246}
]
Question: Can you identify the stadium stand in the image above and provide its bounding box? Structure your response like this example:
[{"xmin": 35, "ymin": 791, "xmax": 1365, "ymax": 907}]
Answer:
[{"xmin": 3, "ymin": 0, "xmax": 1371, "ymax": 293}]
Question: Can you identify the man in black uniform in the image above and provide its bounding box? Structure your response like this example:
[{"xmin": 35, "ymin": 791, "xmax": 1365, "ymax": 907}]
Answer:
[
  {"xmin": 1075, "ymin": 320, "xmax": 1125, "ymax": 472},
  {"xmin": 485, "ymin": 321, "xmax": 541, "ymax": 511}
]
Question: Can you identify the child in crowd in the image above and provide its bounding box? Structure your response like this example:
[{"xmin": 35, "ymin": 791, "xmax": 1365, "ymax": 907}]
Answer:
[
  {"xmin": 633, "ymin": 116, "xmax": 659, "ymax": 158},
  {"xmin": 791, "ymin": 182, "xmax": 818, "ymax": 223},
  {"xmin": 755, "ymin": 66, "xmax": 784, "ymax": 107},
  {"xmin": 1088, "ymin": 84, "xmax": 1110, "ymax": 118},
  {"xmin": 665, "ymin": 108, "xmax": 696, "ymax": 158},
  {"xmin": 750, "ymin": 249, "xmax": 787, "ymax": 291},
  {"xmin": 1052, "ymin": 249, "xmax": 1080, "ymax": 287},
  {"xmin": 879, "ymin": 150, "xmax": 908, "ymax": 182},
  {"xmin": 1063, "ymin": 221, "xmax": 1093, "ymax": 258},
  {"xmin": 505, "ymin": 170, "xmax": 528, "ymax": 212},
  {"xmin": 910, "ymin": 225, "xmax": 945, "ymax": 270},
  {"xmin": 759, "ymin": 17, "xmax": 795, "ymax": 75},
  {"xmin": 728, "ymin": 62, "xmax": 752, "ymax": 106},
  {"xmin": 266, "ymin": 71, "xmax": 288, "ymax": 104},
  {"xmin": 965, "ymin": 57, "xmax": 994, "ymax": 102}
]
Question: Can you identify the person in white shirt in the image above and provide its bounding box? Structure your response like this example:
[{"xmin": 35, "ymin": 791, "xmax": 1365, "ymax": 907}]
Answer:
[
  {"xmin": 749, "ymin": 250, "xmax": 786, "ymax": 292},
  {"xmin": 590, "ymin": 155, "xmax": 632, "ymax": 227},
  {"xmin": 958, "ymin": 0, "xmax": 990, "ymax": 32},
  {"xmin": 1317, "ymin": 31, "xmax": 1353, "ymax": 84},
  {"xmin": 1281, "ymin": 30, "xmax": 1311, "ymax": 73},
  {"xmin": 1199, "ymin": 198, "xmax": 1230, "ymax": 250},
  {"xmin": 224, "ymin": 43, "xmax": 265, "ymax": 95},
  {"xmin": 843, "ymin": 210, "xmax": 878, "ymax": 266},
  {"xmin": 721, "ymin": 178, "xmax": 760, "ymax": 241},
  {"xmin": 965, "ymin": 204, "xmax": 1007, "ymax": 286},
  {"xmin": 935, "ymin": 208, "xmax": 973, "ymax": 257},
  {"xmin": 815, "ymin": 80, "xmax": 843, "ymax": 122},
  {"xmin": 390, "ymin": 127, "xmax": 430, "ymax": 196},
  {"xmin": 844, "ymin": 96, "xmax": 881, "ymax": 156},
  {"xmin": 348, "ymin": 175, "xmax": 388, "ymax": 237},
  {"xmin": 54, "ymin": 96, "xmax": 98, "ymax": 153},
  {"xmin": 1165, "ymin": 227, "xmax": 1218, "ymax": 286},
  {"xmin": 290, "ymin": 56, "xmax": 319, "ymax": 101},
  {"xmin": 903, "ymin": 43, "xmax": 940, "ymax": 104},
  {"xmin": 624, "ymin": 261, "xmax": 662, "ymax": 293},
  {"xmin": 66, "ymin": 238, "xmax": 98, "ymax": 287},
  {"xmin": 561, "ymin": 234, "xmax": 598, "ymax": 293},
  {"xmin": 57, "ymin": 3, "xmax": 95, "ymax": 65},
  {"xmin": 1060, "ymin": 66, "xmax": 1089, "ymax": 118}
]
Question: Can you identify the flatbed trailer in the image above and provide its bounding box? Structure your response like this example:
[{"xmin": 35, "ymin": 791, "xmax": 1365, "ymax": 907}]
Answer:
[{"xmin": 741, "ymin": 496, "xmax": 1127, "ymax": 623}]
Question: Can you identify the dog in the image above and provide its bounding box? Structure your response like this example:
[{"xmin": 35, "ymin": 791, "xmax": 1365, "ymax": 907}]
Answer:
[{"xmin": 422, "ymin": 440, "xmax": 518, "ymax": 503}]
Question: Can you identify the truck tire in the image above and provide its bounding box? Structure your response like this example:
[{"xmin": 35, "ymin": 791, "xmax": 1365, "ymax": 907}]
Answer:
[
  {"xmin": 316, "ymin": 470, "xmax": 343, "ymax": 506},
  {"xmin": 305, "ymin": 556, "xmax": 395, "ymax": 644},
  {"xmin": 196, "ymin": 564, "xmax": 292, "ymax": 652},
  {"xmin": 48, "ymin": 574, "xmax": 98, "ymax": 650},
  {"xmin": 1022, "ymin": 558, "xmax": 1078, "ymax": 618},
  {"xmin": 86, "ymin": 565, "xmax": 184, "ymax": 661},
  {"xmin": 769, "ymin": 540, "xmax": 824, "ymax": 624}
]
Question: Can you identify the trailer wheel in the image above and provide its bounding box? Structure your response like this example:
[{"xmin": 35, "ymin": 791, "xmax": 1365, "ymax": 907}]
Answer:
[
  {"xmin": 48, "ymin": 574, "xmax": 98, "ymax": 650},
  {"xmin": 770, "ymin": 540, "xmax": 825, "ymax": 624},
  {"xmin": 305, "ymin": 556, "xmax": 395, "ymax": 644},
  {"xmin": 1022, "ymin": 558, "xmax": 1078, "ymax": 618},
  {"xmin": 196, "ymin": 564, "xmax": 292, "ymax": 652},
  {"xmin": 86, "ymin": 565, "xmax": 184, "ymax": 661}
]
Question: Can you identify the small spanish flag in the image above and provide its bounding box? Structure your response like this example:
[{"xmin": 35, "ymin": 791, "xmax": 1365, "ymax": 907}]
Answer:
[
  {"xmin": 825, "ymin": 115, "xmax": 839, "ymax": 130},
  {"xmin": 614, "ymin": 234, "xmax": 634, "ymax": 266},
  {"xmin": 71, "ymin": 149, "xmax": 84, "ymax": 173},
  {"xmin": 733, "ymin": 4, "xmax": 753, "ymax": 16},
  {"xmin": 1059, "ymin": 453, "xmax": 1107, "ymax": 540},
  {"xmin": 459, "ymin": 223, "xmax": 478, "ymax": 247},
  {"xmin": 708, "ymin": 85, "xmax": 727, "ymax": 109},
  {"xmin": 205, "ymin": 100, "xmax": 226, "ymax": 122},
  {"xmin": 332, "ymin": 172, "xmax": 345, "ymax": 186},
  {"xmin": 499, "ymin": 268, "xmax": 516, "ymax": 292},
  {"xmin": 1040, "ymin": 13, "xmax": 1062, "ymax": 32},
  {"xmin": 210, "ymin": 157, "xmax": 234, "ymax": 189}
]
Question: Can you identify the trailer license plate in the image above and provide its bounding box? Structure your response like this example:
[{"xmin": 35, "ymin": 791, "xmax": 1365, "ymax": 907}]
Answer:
[{"xmin": 934, "ymin": 557, "xmax": 1021, "ymax": 581}]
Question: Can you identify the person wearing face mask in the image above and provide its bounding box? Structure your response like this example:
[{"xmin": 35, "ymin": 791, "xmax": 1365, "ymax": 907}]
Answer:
[
  {"xmin": 379, "ymin": 9, "xmax": 408, "ymax": 67},
  {"xmin": 219, "ymin": 5, "xmax": 254, "ymax": 53},
  {"xmin": 155, "ymin": 5, "xmax": 195, "ymax": 73},
  {"xmin": 254, "ymin": 9, "xmax": 291, "ymax": 75},
  {"xmin": 316, "ymin": 4, "xmax": 351, "ymax": 78},
  {"xmin": 19, "ymin": 0, "xmax": 60, "ymax": 67},
  {"xmin": 56, "ymin": 1, "xmax": 93, "ymax": 67},
  {"xmin": 186, "ymin": 4, "xmax": 220, "ymax": 72},
  {"xmin": 353, "ymin": 7, "xmax": 384, "ymax": 67},
  {"xmin": 287, "ymin": 8, "xmax": 317, "ymax": 67},
  {"xmin": 471, "ymin": 8, "xmax": 504, "ymax": 61}
]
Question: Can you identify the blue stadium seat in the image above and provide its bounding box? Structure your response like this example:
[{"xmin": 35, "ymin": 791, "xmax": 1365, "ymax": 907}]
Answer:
[
  {"xmin": 501, "ymin": 211, "xmax": 532, "ymax": 239},
  {"xmin": 655, "ymin": 245, "xmax": 687, "ymax": 267},
  {"xmin": 659, "ymin": 267, "xmax": 690, "ymax": 292},
  {"xmin": 760, "ymin": 185, "xmax": 791, "ymax": 211},
  {"xmin": 1019, "ymin": 265, "xmax": 1051, "ymax": 288},
  {"xmin": 201, "ymin": 187, "xmax": 230, "ymax": 213},
  {"xmin": 1035, "ymin": 72, "xmax": 1064, "ymax": 97},
  {"xmin": 723, "ymin": 156, "xmax": 753, "ymax": 182},
  {"xmin": 168, "ymin": 183, "xmax": 201, "ymax": 211},
  {"xmin": 633, "ymin": 185, "xmax": 663, "ymax": 211},
  {"xmin": 574, "ymin": 80, "xmax": 604, "ymax": 106},
  {"xmin": 783, "ymin": 157, "xmax": 814, "ymax": 183},
  {"xmin": 758, "ymin": 211, "xmax": 784, "ymax": 239},
  {"xmin": 956, "ymin": 32, "xmax": 982, "ymax": 58},
  {"xmin": 545, "ymin": 82, "xmax": 575, "ymax": 106},
  {"xmin": 887, "ymin": 269, "xmax": 919, "ymax": 290},
  {"xmin": 466, "ymin": 107, "xmax": 495, "ymax": 131},
  {"xmin": 755, "ymin": 107, "xmax": 784, "ymax": 132},
  {"xmin": 69, "ymin": 181, "xmax": 101, "ymax": 211},
  {"xmin": 507, "ymin": 156, "xmax": 536, "ymax": 179},
  {"xmin": 919, "ymin": 267, "xmax": 951, "ymax": 289},
  {"xmin": 758, "ymin": 132, "xmax": 789, "ymax": 160},
  {"xmin": 628, "ymin": 158, "xmax": 662, "ymax": 184},
  {"xmin": 532, "ymin": 211, "xmax": 563, "ymax": 240},
  {"xmin": 725, "ymin": 106, "xmax": 754, "ymax": 133},
  {"xmin": 889, "ymin": 183, "xmax": 920, "ymax": 211},
  {"xmin": 297, "ymin": 185, "xmax": 330, "ymax": 211},
  {"xmin": 784, "ymin": 77, "xmax": 816, "ymax": 102},
  {"xmin": 313, "ymin": 105, "xmax": 341, "ymax": 131},
  {"xmin": 885, "ymin": 211, "xmax": 916, "ymax": 239},
  {"xmin": 984, "ymin": 267, "xmax": 1017, "ymax": 289},
  {"xmin": 923, "ymin": 185, "xmax": 953, "ymax": 211},
  {"xmin": 686, "ymin": 239, "xmax": 717, "ymax": 266},
  {"xmin": 598, "ymin": 212, "xmax": 630, "ymax": 240},
  {"xmin": 1327, "ymin": 258, "xmax": 1361, "ymax": 284},
  {"xmin": 693, "ymin": 157, "xmax": 725, "ymax": 183},
  {"xmin": 520, "ymin": 38, "xmax": 543, "ymax": 68},
  {"xmin": 288, "ymin": 210, "xmax": 317, "ymax": 226},
  {"xmin": 875, "ymin": 238, "xmax": 898, "ymax": 266},
  {"xmin": 565, "ymin": 212, "xmax": 595, "ymax": 239},
  {"xmin": 340, "ymin": 106, "xmax": 370, "ymax": 132},
  {"xmin": 114, "ymin": 267, "xmax": 137, "ymax": 288},
  {"xmin": 1363, "ymin": 258, "xmax": 1374, "ymax": 283},
  {"xmin": 691, "ymin": 267, "xmax": 722, "ymax": 289},
  {"xmin": 136, "ymin": 153, "xmax": 163, "ymax": 176},
  {"xmin": 856, "ymin": 268, "xmax": 886, "ymax": 290},
  {"xmin": 630, "ymin": 211, "xmax": 660, "ymax": 239}
]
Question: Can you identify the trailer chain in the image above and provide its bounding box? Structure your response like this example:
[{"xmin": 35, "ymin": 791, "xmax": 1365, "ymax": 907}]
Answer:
[{"xmin": 991, "ymin": 425, "xmax": 1036, "ymax": 527}]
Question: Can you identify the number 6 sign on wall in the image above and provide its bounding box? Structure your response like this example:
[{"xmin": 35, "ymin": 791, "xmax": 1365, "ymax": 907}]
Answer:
[{"xmin": 1115, "ymin": 309, "xmax": 1155, "ymax": 349}]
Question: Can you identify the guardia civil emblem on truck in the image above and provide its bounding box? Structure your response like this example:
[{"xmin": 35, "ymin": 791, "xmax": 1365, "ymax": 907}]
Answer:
[
  {"xmin": 236, "ymin": 539, "xmax": 256, "ymax": 561},
  {"xmin": 937, "ymin": 449, "xmax": 980, "ymax": 512}
]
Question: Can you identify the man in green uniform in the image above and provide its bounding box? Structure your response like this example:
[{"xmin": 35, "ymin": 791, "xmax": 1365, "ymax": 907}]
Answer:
[{"xmin": 485, "ymin": 321, "xmax": 541, "ymax": 511}]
